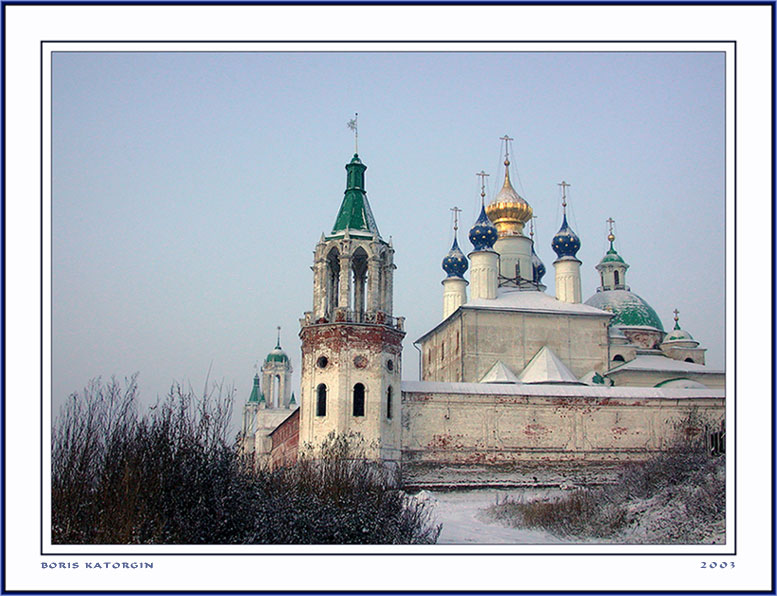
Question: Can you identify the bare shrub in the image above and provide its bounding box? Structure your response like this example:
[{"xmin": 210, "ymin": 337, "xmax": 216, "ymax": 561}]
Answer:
[
  {"xmin": 52, "ymin": 383, "xmax": 439, "ymax": 544},
  {"xmin": 250, "ymin": 433, "xmax": 441, "ymax": 544}
]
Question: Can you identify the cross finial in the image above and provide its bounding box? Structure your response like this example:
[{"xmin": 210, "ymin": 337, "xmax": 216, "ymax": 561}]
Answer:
[
  {"xmin": 558, "ymin": 181, "xmax": 571, "ymax": 214},
  {"xmin": 276, "ymin": 326, "xmax": 281, "ymax": 348},
  {"xmin": 253, "ymin": 360, "xmax": 259, "ymax": 374},
  {"xmin": 500, "ymin": 134, "xmax": 514, "ymax": 166},
  {"xmin": 450, "ymin": 206, "xmax": 462, "ymax": 232},
  {"xmin": 346, "ymin": 113, "xmax": 359, "ymax": 153},
  {"xmin": 673, "ymin": 308, "xmax": 680, "ymax": 322},
  {"xmin": 606, "ymin": 217, "xmax": 616, "ymax": 245},
  {"xmin": 476, "ymin": 170, "xmax": 490, "ymax": 205}
]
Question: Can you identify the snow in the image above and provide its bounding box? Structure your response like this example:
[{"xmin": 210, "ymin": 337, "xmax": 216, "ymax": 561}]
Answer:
[
  {"xmin": 607, "ymin": 354, "xmax": 725, "ymax": 374},
  {"xmin": 464, "ymin": 288, "xmax": 611, "ymax": 317},
  {"xmin": 401, "ymin": 380, "xmax": 725, "ymax": 399},
  {"xmin": 417, "ymin": 489, "xmax": 565, "ymax": 544}
]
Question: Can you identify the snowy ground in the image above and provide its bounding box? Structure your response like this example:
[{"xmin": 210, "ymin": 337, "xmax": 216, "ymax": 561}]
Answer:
[{"xmin": 418, "ymin": 488, "xmax": 565, "ymax": 544}]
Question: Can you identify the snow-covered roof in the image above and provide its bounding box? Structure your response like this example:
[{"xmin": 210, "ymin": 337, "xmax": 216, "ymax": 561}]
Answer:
[
  {"xmin": 479, "ymin": 360, "xmax": 520, "ymax": 384},
  {"xmin": 463, "ymin": 288, "xmax": 612, "ymax": 317},
  {"xmin": 606, "ymin": 354, "xmax": 724, "ymax": 375},
  {"xmin": 401, "ymin": 380, "xmax": 725, "ymax": 400},
  {"xmin": 517, "ymin": 346, "xmax": 583, "ymax": 385}
]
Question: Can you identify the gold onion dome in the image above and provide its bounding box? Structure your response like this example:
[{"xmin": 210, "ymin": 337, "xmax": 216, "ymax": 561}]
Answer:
[{"xmin": 485, "ymin": 159, "xmax": 533, "ymax": 237}]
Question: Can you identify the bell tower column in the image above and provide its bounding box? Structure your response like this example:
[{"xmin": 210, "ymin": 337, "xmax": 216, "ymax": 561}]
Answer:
[{"xmin": 299, "ymin": 150, "xmax": 405, "ymax": 461}]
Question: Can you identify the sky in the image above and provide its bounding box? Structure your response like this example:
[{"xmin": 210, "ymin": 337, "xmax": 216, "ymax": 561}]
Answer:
[{"xmin": 52, "ymin": 50, "xmax": 726, "ymax": 431}]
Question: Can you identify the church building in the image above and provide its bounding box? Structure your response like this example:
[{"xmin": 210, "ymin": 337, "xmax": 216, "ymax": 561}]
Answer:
[{"xmin": 241, "ymin": 137, "xmax": 725, "ymax": 476}]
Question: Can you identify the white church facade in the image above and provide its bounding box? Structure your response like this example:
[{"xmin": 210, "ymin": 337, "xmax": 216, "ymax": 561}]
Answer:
[{"xmin": 241, "ymin": 139, "xmax": 725, "ymax": 474}]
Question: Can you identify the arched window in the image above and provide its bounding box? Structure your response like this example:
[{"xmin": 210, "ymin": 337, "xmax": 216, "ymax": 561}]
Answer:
[
  {"xmin": 353, "ymin": 383, "xmax": 365, "ymax": 417},
  {"xmin": 614, "ymin": 270, "xmax": 620, "ymax": 286},
  {"xmin": 441, "ymin": 342, "xmax": 445, "ymax": 361},
  {"xmin": 386, "ymin": 386, "xmax": 393, "ymax": 420},
  {"xmin": 316, "ymin": 384, "xmax": 327, "ymax": 417},
  {"xmin": 351, "ymin": 248, "xmax": 369, "ymax": 317},
  {"xmin": 326, "ymin": 248, "xmax": 341, "ymax": 316},
  {"xmin": 612, "ymin": 354, "xmax": 625, "ymax": 362},
  {"xmin": 685, "ymin": 358, "xmax": 695, "ymax": 363}
]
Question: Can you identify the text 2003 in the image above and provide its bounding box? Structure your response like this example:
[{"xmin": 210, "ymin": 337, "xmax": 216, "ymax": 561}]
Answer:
[{"xmin": 701, "ymin": 562, "xmax": 734, "ymax": 568}]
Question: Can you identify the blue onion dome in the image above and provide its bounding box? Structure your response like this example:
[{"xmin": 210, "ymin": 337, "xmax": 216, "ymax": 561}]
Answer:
[
  {"xmin": 469, "ymin": 204, "xmax": 498, "ymax": 251},
  {"xmin": 551, "ymin": 214, "xmax": 581, "ymax": 258},
  {"xmin": 442, "ymin": 236, "xmax": 469, "ymax": 278},
  {"xmin": 531, "ymin": 243, "xmax": 546, "ymax": 283}
]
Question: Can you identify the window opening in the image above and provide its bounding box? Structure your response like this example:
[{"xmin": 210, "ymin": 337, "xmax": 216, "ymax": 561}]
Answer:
[
  {"xmin": 353, "ymin": 383, "xmax": 365, "ymax": 417},
  {"xmin": 316, "ymin": 384, "xmax": 327, "ymax": 417}
]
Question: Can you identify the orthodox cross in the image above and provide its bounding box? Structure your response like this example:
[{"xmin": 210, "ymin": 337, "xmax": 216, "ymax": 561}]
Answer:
[
  {"xmin": 476, "ymin": 170, "xmax": 490, "ymax": 205},
  {"xmin": 529, "ymin": 215, "xmax": 538, "ymax": 240},
  {"xmin": 558, "ymin": 181, "xmax": 571, "ymax": 214},
  {"xmin": 673, "ymin": 309, "xmax": 680, "ymax": 324},
  {"xmin": 276, "ymin": 326, "xmax": 282, "ymax": 348},
  {"xmin": 606, "ymin": 217, "xmax": 616, "ymax": 243},
  {"xmin": 347, "ymin": 113, "xmax": 359, "ymax": 153},
  {"xmin": 500, "ymin": 134, "xmax": 514, "ymax": 165},
  {"xmin": 450, "ymin": 206, "xmax": 462, "ymax": 232}
]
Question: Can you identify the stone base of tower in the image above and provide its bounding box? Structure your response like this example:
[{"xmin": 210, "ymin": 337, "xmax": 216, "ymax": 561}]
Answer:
[{"xmin": 298, "ymin": 320, "xmax": 405, "ymax": 461}]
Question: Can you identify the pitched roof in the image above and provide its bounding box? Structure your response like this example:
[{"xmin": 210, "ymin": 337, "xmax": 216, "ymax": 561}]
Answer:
[
  {"xmin": 517, "ymin": 346, "xmax": 582, "ymax": 385},
  {"xmin": 480, "ymin": 360, "xmax": 520, "ymax": 384}
]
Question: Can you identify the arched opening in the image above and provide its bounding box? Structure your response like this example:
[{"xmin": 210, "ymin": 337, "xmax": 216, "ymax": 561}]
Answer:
[
  {"xmin": 273, "ymin": 374, "xmax": 281, "ymax": 408},
  {"xmin": 386, "ymin": 386, "xmax": 393, "ymax": 420},
  {"xmin": 612, "ymin": 354, "xmax": 625, "ymax": 362},
  {"xmin": 353, "ymin": 383, "xmax": 365, "ymax": 417},
  {"xmin": 613, "ymin": 270, "xmax": 620, "ymax": 287},
  {"xmin": 685, "ymin": 358, "xmax": 695, "ymax": 363},
  {"xmin": 351, "ymin": 248, "xmax": 369, "ymax": 319},
  {"xmin": 316, "ymin": 384, "xmax": 327, "ymax": 417},
  {"xmin": 326, "ymin": 248, "xmax": 341, "ymax": 317}
]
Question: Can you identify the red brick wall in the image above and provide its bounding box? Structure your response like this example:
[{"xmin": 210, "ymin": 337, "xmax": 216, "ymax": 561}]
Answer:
[{"xmin": 269, "ymin": 408, "xmax": 299, "ymax": 469}]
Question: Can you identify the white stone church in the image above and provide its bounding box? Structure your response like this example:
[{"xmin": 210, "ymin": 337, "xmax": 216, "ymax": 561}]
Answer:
[{"xmin": 240, "ymin": 138, "xmax": 725, "ymax": 476}]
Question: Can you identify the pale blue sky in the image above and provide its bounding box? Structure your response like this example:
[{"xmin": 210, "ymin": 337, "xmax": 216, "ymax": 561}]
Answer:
[{"xmin": 52, "ymin": 51, "xmax": 725, "ymax": 427}]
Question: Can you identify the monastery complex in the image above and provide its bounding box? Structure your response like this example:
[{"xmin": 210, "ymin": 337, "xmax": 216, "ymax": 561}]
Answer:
[{"xmin": 240, "ymin": 137, "xmax": 725, "ymax": 482}]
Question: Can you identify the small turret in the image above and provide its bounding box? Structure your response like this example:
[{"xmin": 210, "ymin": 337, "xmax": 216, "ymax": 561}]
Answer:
[
  {"xmin": 442, "ymin": 206, "xmax": 469, "ymax": 318},
  {"xmin": 552, "ymin": 181, "xmax": 582, "ymax": 303},
  {"xmin": 468, "ymin": 172, "xmax": 499, "ymax": 300},
  {"xmin": 485, "ymin": 135, "xmax": 534, "ymax": 284}
]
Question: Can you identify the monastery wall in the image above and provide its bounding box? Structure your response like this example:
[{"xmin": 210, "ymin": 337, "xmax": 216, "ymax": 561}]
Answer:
[{"xmin": 400, "ymin": 382, "xmax": 725, "ymax": 464}]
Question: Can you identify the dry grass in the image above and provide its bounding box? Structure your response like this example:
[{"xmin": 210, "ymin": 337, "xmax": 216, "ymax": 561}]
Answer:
[{"xmin": 487, "ymin": 450, "xmax": 725, "ymax": 543}]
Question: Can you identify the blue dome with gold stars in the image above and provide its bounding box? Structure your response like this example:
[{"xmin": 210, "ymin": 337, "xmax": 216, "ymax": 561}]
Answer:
[
  {"xmin": 442, "ymin": 236, "xmax": 468, "ymax": 278},
  {"xmin": 552, "ymin": 214, "xmax": 581, "ymax": 258},
  {"xmin": 469, "ymin": 205, "xmax": 498, "ymax": 251},
  {"xmin": 531, "ymin": 243, "xmax": 546, "ymax": 283}
]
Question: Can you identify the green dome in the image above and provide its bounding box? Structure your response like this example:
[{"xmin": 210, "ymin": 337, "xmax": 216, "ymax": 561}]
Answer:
[
  {"xmin": 664, "ymin": 328, "xmax": 694, "ymax": 342},
  {"xmin": 599, "ymin": 248, "xmax": 625, "ymax": 265},
  {"xmin": 266, "ymin": 347, "xmax": 289, "ymax": 363},
  {"xmin": 585, "ymin": 289, "xmax": 664, "ymax": 331}
]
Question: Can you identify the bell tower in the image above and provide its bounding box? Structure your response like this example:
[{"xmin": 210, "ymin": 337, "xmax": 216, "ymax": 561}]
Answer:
[{"xmin": 299, "ymin": 149, "xmax": 405, "ymax": 461}]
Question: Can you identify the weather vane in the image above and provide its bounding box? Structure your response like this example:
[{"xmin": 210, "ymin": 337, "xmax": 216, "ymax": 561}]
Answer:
[
  {"xmin": 476, "ymin": 170, "xmax": 490, "ymax": 206},
  {"xmin": 347, "ymin": 113, "xmax": 359, "ymax": 153}
]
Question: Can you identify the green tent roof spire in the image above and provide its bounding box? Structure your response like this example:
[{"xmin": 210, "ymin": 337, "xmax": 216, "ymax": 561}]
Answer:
[{"xmin": 328, "ymin": 154, "xmax": 380, "ymax": 239}]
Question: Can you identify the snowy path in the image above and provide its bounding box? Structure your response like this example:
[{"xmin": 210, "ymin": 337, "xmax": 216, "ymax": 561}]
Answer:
[{"xmin": 421, "ymin": 489, "xmax": 564, "ymax": 544}]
